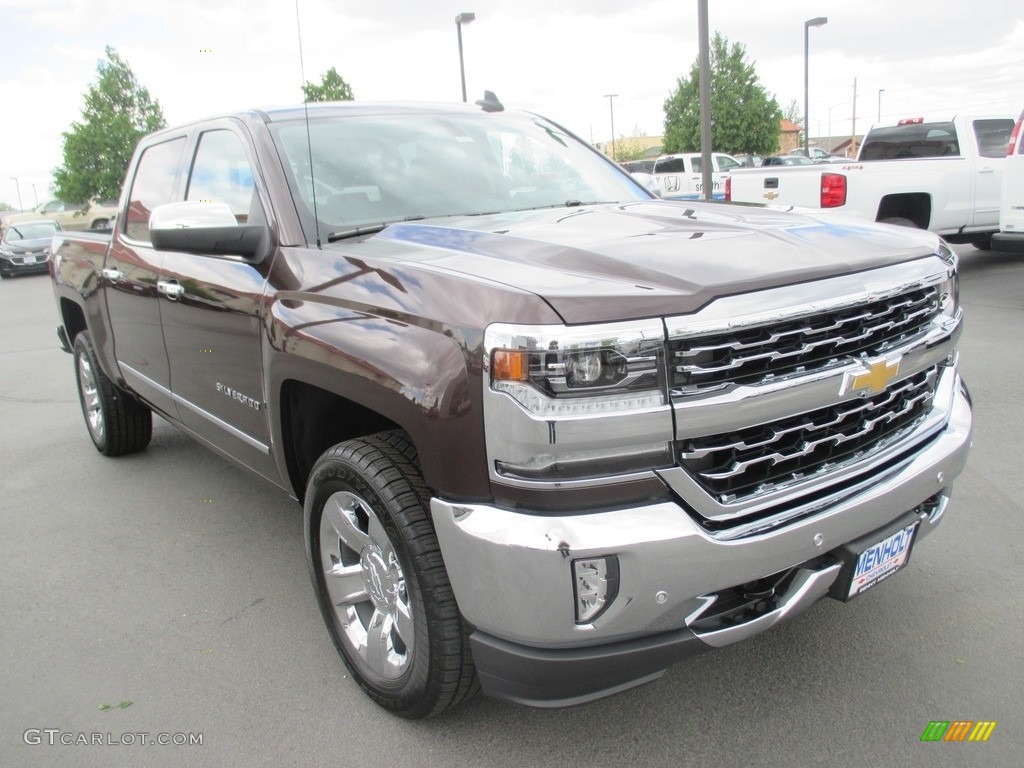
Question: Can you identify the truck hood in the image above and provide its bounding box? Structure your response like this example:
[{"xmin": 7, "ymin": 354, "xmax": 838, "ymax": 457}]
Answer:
[{"xmin": 370, "ymin": 201, "xmax": 940, "ymax": 324}]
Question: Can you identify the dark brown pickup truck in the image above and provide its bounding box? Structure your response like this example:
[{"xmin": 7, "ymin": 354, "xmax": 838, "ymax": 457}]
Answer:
[{"xmin": 52, "ymin": 100, "xmax": 973, "ymax": 718}]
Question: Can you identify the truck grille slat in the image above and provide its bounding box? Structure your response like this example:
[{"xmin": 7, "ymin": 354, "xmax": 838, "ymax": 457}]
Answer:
[
  {"xmin": 677, "ymin": 367, "xmax": 938, "ymax": 503},
  {"xmin": 670, "ymin": 287, "xmax": 938, "ymax": 391}
]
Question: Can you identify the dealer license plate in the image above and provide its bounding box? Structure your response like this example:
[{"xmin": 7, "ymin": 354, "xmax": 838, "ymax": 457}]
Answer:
[{"xmin": 846, "ymin": 522, "xmax": 918, "ymax": 599}]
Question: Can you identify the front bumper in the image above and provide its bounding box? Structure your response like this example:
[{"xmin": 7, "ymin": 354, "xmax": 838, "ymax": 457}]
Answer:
[
  {"xmin": 992, "ymin": 231, "xmax": 1024, "ymax": 253},
  {"xmin": 0, "ymin": 253, "xmax": 50, "ymax": 276},
  {"xmin": 431, "ymin": 375, "xmax": 972, "ymax": 707}
]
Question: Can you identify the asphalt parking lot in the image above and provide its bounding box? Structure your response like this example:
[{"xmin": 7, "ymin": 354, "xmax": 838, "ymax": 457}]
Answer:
[{"xmin": 1, "ymin": 244, "xmax": 1021, "ymax": 767}]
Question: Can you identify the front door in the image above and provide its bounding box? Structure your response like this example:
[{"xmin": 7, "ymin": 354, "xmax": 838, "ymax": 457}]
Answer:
[{"xmin": 156, "ymin": 125, "xmax": 279, "ymax": 481}]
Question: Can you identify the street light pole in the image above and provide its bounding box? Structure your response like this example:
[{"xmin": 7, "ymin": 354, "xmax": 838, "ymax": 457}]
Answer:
[
  {"xmin": 803, "ymin": 16, "xmax": 828, "ymax": 154},
  {"xmin": 877, "ymin": 88, "xmax": 885, "ymax": 122},
  {"xmin": 604, "ymin": 94, "xmax": 618, "ymax": 161},
  {"xmin": 9, "ymin": 177, "xmax": 23, "ymax": 211},
  {"xmin": 455, "ymin": 12, "xmax": 475, "ymax": 103},
  {"xmin": 31, "ymin": 183, "xmax": 39, "ymax": 208}
]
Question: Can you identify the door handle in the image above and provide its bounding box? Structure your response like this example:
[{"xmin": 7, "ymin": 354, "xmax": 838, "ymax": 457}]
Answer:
[
  {"xmin": 157, "ymin": 280, "xmax": 185, "ymax": 300},
  {"xmin": 101, "ymin": 267, "xmax": 123, "ymax": 282}
]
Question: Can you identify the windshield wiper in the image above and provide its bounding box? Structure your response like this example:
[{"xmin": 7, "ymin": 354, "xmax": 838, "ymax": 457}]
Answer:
[{"xmin": 326, "ymin": 224, "xmax": 389, "ymax": 243}]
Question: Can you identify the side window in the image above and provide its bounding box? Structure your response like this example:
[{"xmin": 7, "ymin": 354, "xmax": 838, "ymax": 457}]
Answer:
[
  {"xmin": 186, "ymin": 130, "xmax": 262, "ymax": 223},
  {"xmin": 125, "ymin": 137, "xmax": 186, "ymax": 242},
  {"xmin": 654, "ymin": 157, "xmax": 686, "ymax": 174},
  {"xmin": 972, "ymin": 118, "xmax": 1015, "ymax": 159},
  {"xmin": 43, "ymin": 201, "xmax": 64, "ymax": 213},
  {"xmin": 716, "ymin": 155, "xmax": 740, "ymax": 171}
]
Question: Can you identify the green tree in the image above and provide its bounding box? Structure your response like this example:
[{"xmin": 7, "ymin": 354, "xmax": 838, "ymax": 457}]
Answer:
[
  {"xmin": 0, "ymin": 202, "xmax": 14, "ymax": 212},
  {"xmin": 53, "ymin": 47, "xmax": 166, "ymax": 204},
  {"xmin": 663, "ymin": 33, "xmax": 782, "ymax": 155},
  {"xmin": 302, "ymin": 67, "xmax": 355, "ymax": 102}
]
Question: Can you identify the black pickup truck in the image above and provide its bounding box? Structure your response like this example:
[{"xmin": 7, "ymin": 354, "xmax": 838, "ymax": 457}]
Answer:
[{"xmin": 52, "ymin": 99, "xmax": 973, "ymax": 717}]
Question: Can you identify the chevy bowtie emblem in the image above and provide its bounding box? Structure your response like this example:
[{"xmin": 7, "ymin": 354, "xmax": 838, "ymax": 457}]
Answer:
[
  {"xmin": 841, "ymin": 356, "xmax": 900, "ymax": 397},
  {"xmin": 763, "ymin": 191, "xmax": 779, "ymax": 200}
]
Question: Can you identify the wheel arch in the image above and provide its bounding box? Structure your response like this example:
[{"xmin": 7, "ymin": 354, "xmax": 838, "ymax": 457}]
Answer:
[
  {"xmin": 876, "ymin": 193, "xmax": 931, "ymax": 229},
  {"xmin": 266, "ymin": 319, "xmax": 490, "ymax": 505}
]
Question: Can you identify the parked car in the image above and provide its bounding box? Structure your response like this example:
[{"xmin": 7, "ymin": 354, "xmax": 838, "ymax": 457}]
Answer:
[
  {"xmin": 4, "ymin": 199, "xmax": 118, "ymax": 231},
  {"xmin": 993, "ymin": 108, "xmax": 1024, "ymax": 253},
  {"xmin": 52, "ymin": 99, "xmax": 971, "ymax": 717},
  {"xmin": 762, "ymin": 155, "xmax": 814, "ymax": 166},
  {"xmin": 0, "ymin": 219, "xmax": 61, "ymax": 278},
  {"xmin": 789, "ymin": 147, "xmax": 847, "ymax": 163}
]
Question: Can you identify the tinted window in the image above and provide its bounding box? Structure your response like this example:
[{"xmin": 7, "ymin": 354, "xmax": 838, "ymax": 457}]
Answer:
[
  {"xmin": 972, "ymin": 118, "xmax": 1015, "ymax": 158},
  {"xmin": 654, "ymin": 157, "xmax": 686, "ymax": 174},
  {"xmin": 125, "ymin": 137, "xmax": 186, "ymax": 242},
  {"xmin": 859, "ymin": 121, "xmax": 959, "ymax": 160},
  {"xmin": 186, "ymin": 130, "xmax": 262, "ymax": 222}
]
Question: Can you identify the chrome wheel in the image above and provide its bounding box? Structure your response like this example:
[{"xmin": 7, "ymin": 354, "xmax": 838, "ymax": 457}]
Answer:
[
  {"xmin": 78, "ymin": 354, "xmax": 104, "ymax": 441},
  {"xmin": 319, "ymin": 490, "xmax": 414, "ymax": 680}
]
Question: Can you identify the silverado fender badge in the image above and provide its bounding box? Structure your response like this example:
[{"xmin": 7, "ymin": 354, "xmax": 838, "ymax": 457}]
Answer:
[
  {"xmin": 840, "ymin": 356, "xmax": 900, "ymax": 397},
  {"xmin": 216, "ymin": 382, "xmax": 263, "ymax": 411}
]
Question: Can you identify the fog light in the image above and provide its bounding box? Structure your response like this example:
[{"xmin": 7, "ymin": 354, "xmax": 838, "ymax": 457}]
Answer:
[{"xmin": 573, "ymin": 556, "xmax": 620, "ymax": 624}]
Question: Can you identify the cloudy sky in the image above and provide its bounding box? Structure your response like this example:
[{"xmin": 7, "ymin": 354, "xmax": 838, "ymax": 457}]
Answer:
[{"xmin": 1, "ymin": 0, "xmax": 1021, "ymax": 209}]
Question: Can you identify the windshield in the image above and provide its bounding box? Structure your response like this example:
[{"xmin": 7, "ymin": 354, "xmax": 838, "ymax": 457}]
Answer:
[
  {"xmin": 269, "ymin": 110, "xmax": 650, "ymax": 242},
  {"xmin": 4, "ymin": 221, "xmax": 59, "ymax": 241}
]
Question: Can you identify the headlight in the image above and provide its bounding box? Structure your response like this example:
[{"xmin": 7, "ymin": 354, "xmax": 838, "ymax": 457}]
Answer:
[
  {"xmin": 483, "ymin": 320, "xmax": 674, "ymax": 484},
  {"xmin": 487, "ymin": 320, "xmax": 666, "ymax": 415}
]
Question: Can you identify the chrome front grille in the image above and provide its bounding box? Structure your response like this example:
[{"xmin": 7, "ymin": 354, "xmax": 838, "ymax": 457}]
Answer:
[
  {"xmin": 677, "ymin": 367, "xmax": 939, "ymax": 504},
  {"xmin": 669, "ymin": 286, "xmax": 939, "ymax": 392}
]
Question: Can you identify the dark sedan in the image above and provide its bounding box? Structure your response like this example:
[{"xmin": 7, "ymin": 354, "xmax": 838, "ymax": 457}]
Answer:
[
  {"xmin": 761, "ymin": 155, "xmax": 814, "ymax": 167},
  {"xmin": 0, "ymin": 220, "xmax": 61, "ymax": 278}
]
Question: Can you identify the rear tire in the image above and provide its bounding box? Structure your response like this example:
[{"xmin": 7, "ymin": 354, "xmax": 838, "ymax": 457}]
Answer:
[
  {"xmin": 304, "ymin": 430, "xmax": 477, "ymax": 718},
  {"xmin": 971, "ymin": 234, "xmax": 993, "ymax": 251},
  {"xmin": 90, "ymin": 218, "xmax": 109, "ymax": 230},
  {"xmin": 73, "ymin": 332, "xmax": 152, "ymax": 456}
]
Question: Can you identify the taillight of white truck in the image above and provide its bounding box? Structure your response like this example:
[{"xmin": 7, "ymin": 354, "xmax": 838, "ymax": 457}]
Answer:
[{"xmin": 820, "ymin": 173, "xmax": 847, "ymax": 207}]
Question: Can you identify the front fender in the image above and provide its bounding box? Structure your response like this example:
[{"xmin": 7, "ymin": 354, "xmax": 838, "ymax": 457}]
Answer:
[{"xmin": 264, "ymin": 295, "xmax": 488, "ymax": 499}]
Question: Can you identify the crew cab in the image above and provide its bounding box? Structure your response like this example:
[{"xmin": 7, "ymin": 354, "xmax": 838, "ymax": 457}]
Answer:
[
  {"xmin": 51, "ymin": 100, "xmax": 972, "ymax": 717},
  {"xmin": 994, "ymin": 109, "xmax": 1024, "ymax": 253},
  {"xmin": 727, "ymin": 114, "xmax": 1015, "ymax": 247},
  {"xmin": 651, "ymin": 152, "xmax": 741, "ymax": 200}
]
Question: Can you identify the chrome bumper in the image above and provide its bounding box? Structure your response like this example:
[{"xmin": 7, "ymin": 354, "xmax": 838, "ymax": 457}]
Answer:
[{"xmin": 432, "ymin": 375, "xmax": 971, "ymax": 655}]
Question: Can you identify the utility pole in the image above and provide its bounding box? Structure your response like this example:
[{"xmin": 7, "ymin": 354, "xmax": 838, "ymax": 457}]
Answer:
[
  {"xmin": 604, "ymin": 94, "xmax": 618, "ymax": 161},
  {"xmin": 697, "ymin": 0, "xmax": 713, "ymax": 200}
]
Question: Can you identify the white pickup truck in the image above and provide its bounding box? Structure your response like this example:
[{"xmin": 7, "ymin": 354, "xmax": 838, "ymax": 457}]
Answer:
[
  {"xmin": 652, "ymin": 152, "xmax": 741, "ymax": 201},
  {"xmin": 727, "ymin": 115, "xmax": 1015, "ymax": 247}
]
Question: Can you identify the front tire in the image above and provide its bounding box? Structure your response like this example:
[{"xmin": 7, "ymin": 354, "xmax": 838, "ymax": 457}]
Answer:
[
  {"xmin": 304, "ymin": 431, "xmax": 477, "ymax": 718},
  {"xmin": 73, "ymin": 332, "xmax": 152, "ymax": 456}
]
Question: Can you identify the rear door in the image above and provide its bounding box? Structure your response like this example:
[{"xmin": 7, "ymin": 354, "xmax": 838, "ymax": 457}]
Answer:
[
  {"xmin": 105, "ymin": 134, "xmax": 188, "ymax": 419},
  {"xmin": 999, "ymin": 112, "xmax": 1024, "ymax": 235},
  {"xmin": 156, "ymin": 121, "xmax": 280, "ymax": 481},
  {"xmin": 967, "ymin": 116, "xmax": 1015, "ymax": 228}
]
